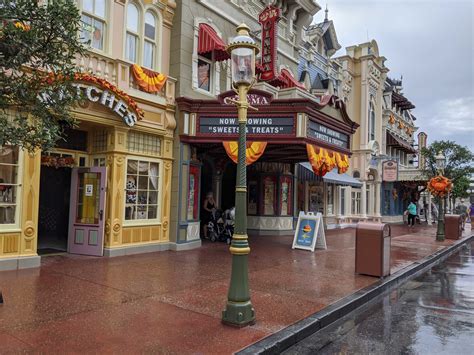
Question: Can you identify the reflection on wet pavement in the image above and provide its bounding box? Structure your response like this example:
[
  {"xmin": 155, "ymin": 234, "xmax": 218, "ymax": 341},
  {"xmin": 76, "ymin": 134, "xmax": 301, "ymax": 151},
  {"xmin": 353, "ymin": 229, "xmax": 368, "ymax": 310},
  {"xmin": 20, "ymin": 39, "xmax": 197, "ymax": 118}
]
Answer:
[{"xmin": 284, "ymin": 241, "xmax": 474, "ymax": 355}]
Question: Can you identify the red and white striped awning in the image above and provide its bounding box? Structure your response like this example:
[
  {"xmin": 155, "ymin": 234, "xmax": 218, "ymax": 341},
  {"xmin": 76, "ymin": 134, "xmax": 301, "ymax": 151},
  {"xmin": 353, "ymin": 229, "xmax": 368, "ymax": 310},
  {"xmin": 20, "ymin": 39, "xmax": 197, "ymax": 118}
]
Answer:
[{"xmin": 198, "ymin": 24, "xmax": 230, "ymax": 62}]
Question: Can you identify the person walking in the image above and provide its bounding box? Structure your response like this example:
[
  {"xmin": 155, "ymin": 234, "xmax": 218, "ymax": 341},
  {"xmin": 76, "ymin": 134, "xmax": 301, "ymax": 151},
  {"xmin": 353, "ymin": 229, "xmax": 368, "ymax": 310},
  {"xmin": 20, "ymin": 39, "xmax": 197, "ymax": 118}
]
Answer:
[
  {"xmin": 454, "ymin": 199, "xmax": 469, "ymax": 230},
  {"xmin": 406, "ymin": 200, "xmax": 417, "ymax": 228}
]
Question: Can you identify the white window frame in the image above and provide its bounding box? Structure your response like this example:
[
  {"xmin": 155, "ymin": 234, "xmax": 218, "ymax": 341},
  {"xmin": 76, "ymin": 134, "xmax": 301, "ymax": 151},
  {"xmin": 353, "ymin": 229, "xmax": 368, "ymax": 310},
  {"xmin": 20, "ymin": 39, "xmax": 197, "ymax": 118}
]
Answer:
[
  {"xmin": 192, "ymin": 19, "xmax": 222, "ymax": 97},
  {"xmin": 80, "ymin": 0, "xmax": 108, "ymax": 53},
  {"xmin": 123, "ymin": 2, "xmax": 162, "ymax": 71},
  {"xmin": 0, "ymin": 147, "xmax": 23, "ymax": 232},
  {"xmin": 351, "ymin": 189, "xmax": 361, "ymax": 215},
  {"xmin": 123, "ymin": 156, "xmax": 163, "ymax": 227}
]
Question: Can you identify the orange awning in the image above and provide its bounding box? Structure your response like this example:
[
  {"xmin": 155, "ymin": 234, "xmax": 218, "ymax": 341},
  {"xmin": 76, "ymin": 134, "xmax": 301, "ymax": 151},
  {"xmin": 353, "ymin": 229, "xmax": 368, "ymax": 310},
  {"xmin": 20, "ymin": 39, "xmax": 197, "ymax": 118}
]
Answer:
[{"xmin": 198, "ymin": 24, "xmax": 230, "ymax": 62}]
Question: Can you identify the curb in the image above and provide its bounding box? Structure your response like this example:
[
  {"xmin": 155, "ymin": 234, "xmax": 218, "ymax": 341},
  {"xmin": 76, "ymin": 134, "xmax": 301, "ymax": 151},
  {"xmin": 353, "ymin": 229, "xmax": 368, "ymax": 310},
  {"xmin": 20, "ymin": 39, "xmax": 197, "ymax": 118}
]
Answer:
[{"xmin": 237, "ymin": 235, "xmax": 474, "ymax": 355}]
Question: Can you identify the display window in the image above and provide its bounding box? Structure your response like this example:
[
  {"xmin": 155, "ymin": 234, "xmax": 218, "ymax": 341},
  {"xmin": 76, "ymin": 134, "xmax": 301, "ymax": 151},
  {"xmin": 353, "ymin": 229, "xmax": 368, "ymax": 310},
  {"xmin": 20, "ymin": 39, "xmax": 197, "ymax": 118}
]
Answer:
[
  {"xmin": 309, "ymin": 183, "xmax": 323, "ymax": 213},
  {"xmin": 279, "ymin": 176, "xmax": 292, "ymax": 216},
  {"xmin": 326, "ymin": 184, "xmax": 334, "ymax": 215},
  {"xmin": 124, "ymin": 158, "xmax": 160, "ymax": 223},
  {"xmin": 0, "ymin": 146, "xmax": 21, "ymax": 228},
  {"xmin": 187, "ymin": 165, "xmax": 200, "ymax": 220},
  {"xmin": 262, "ymin": 175, "xmax": 277, "ymax": 215},
  {"xmin": 248, "ymin": 180, "xmax": 258, "ymax": 215}
]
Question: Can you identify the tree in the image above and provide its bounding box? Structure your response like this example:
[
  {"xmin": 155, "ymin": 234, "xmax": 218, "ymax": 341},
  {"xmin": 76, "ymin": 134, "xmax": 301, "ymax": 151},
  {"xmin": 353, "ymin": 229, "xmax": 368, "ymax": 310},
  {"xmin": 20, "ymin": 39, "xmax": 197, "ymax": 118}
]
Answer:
[
  {"xmin": 421, "ymin": 140, "xmax": 474, "ymax": 206},
  {"xmin": 0, "ymin": 0, "xmax": 85, "ymax": 151}
]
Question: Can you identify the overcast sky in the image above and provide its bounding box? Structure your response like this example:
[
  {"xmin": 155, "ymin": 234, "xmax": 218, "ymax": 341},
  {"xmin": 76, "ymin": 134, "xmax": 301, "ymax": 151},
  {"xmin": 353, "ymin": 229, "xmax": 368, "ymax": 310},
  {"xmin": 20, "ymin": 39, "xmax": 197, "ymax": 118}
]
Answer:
[{"xmin": 314, "ymin": 0, "xmax": 473, "ymax": 150}]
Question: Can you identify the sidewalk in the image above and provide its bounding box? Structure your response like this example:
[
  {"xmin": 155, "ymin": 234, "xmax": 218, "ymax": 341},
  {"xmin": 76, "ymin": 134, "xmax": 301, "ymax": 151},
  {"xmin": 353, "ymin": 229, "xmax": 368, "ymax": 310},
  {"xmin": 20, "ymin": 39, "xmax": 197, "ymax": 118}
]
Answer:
[{"xmin": 0, "ymin": 224, "xmax": 471, "ymax": 354}]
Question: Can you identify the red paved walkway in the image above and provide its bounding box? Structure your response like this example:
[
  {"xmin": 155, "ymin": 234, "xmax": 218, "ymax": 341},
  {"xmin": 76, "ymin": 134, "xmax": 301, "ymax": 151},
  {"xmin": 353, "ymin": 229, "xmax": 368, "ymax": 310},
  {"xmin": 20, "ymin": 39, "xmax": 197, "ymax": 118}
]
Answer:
[{"xmin": 0, "ymin": 224, "xmax": 471, "ymax": 354}]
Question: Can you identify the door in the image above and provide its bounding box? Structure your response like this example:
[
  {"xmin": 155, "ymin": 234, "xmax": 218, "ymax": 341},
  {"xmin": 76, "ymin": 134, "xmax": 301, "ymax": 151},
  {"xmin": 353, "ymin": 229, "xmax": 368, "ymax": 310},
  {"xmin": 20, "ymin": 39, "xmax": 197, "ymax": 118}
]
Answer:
[{"xmin": 68, "ymin": 167, "xmax": 106, "ymax": 256}]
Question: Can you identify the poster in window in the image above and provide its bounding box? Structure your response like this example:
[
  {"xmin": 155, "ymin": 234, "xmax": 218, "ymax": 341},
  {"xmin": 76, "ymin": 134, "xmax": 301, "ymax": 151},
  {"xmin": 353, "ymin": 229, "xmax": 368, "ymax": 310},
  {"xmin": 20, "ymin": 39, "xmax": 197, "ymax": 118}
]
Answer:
[
  {"xmin": 263, "ymin": 176, "xmax": 276, "ymax": 215},
  {"xmin": 187, "ymin": 165, "xmax": 199, "ymax": 220},
  {"xmin": 280, "ymin": 176, "xmax": 292, "ymax": 216},
  {"xmin": 248, "ymin": 180, "xmax": 258, "ymax": 215},
  {"xmin": 198, "ymin": 59, "xmax": 211, "ymax": 91}
]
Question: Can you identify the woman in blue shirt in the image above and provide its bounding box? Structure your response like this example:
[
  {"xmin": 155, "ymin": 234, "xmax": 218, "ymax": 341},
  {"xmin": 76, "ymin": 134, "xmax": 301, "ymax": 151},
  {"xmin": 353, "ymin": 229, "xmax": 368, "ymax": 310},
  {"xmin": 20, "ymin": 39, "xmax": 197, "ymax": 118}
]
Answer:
[{"xmin": 407, "ymin": 201, "xmax": 417, "ymax": 227}]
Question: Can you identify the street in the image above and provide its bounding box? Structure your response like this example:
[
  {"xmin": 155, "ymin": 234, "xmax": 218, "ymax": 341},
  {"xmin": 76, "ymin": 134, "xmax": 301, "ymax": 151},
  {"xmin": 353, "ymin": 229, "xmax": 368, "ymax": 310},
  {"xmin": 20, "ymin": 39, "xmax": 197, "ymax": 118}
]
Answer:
[{"xmin": 284, "ymin": 241, "xmax": 474, "ymax": 354}]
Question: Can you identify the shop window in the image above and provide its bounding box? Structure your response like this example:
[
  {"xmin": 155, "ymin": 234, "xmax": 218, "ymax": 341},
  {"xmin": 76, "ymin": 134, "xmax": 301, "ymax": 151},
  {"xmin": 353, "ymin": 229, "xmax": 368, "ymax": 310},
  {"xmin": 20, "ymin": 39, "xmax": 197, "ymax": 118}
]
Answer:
[
  {"xmin": 81, "ymin": 0, "xmax": 106, "ymax": 51},
  {"xmin": 197, "ymin": 56, "xmax": 212, "ymax": 92},
  {"xmin": 383, "ymin": 189, "xmax": 391, "ymax": 215},
  {"xmin": 327, "ymin": 184, "xmax": 334, "ymax": 215},
  {"xmin": 56, "ymin": 129, "xmax": 88, "ymax": 152},
  {"xmin": 91, "ymin": 130, "xmax": 108, "ymax": 153},
  {"xmin": 127, "ymin": 132, "xmax": 161, "ymax": 155},
  {"xmin": 262, "ymin": 176, "xmax": 277, "ymax": 215},
  {"xmin": 126, "ymin": 3, "xmax": 139, "ymax": 63},
  {"xmin": 309, "ymin": 183, "xmax": 324, "ymax": 213},
  {"xmin": 187, "ymin": 165, "xmax": 200, "ymax": 220},
  {"xmin": 351, "ymin": 190, "xmax": 361, "ymax": 215},
  {"xmin": 125, "ymin": 4, "xmax": 160, "ymax": 70},
  {"xmin": 368, "ymin": 100, "xmax": 375, "ymax": 141},
  {"xmin": 248, "ymin": 180, "xmax": 258, "ymax": 215},
  {"xmin": 143, "ymin": 11, "xmax": 156, "ymax": 69},
  {"xmin": 280, "ymin": 176, "xmax": 292, "ymax": 216},
  {"xmin": 0, "ymin": 146, "xmax": 21, "ymax": 227},
  {"xmin": 125, "ymin": 158, "xmax": 160, "ymax": 222}
]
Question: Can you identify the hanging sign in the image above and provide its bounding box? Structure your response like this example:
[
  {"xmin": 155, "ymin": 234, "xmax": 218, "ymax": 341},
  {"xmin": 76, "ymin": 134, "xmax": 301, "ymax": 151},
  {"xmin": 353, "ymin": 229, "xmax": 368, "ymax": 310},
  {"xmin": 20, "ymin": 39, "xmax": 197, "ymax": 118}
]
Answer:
[
  {"xmin": 259, "ymin": 5, "xmax": 281, "ymax": 81},
  {"xmin": 292, "ymin": 212, "xmax": 327, "ymax": 252},
  {"xmin": 382, "ymin": 160, "xmax": 398, "ymax": 182}
]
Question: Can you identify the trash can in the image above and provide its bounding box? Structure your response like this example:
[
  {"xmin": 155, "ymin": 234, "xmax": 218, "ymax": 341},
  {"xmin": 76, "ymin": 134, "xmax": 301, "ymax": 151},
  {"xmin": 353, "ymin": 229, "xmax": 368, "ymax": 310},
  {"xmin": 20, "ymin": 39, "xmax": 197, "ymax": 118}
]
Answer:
[
  {"xmin": 355, "ymin": 222, "xmax": 391, "ymax": 277},
  {"xmin": 445, "ymin": 214, "xmax": 462, "ymax": 240}
]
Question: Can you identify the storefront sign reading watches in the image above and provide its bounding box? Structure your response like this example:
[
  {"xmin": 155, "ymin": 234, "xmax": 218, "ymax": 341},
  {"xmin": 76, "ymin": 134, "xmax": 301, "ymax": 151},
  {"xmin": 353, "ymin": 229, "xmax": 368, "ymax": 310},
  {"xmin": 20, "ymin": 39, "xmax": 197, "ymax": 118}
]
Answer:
[
  {"xmin": 259, "ymin": 5, "xmax": 281, "ymax": 81},
  {"xmin": 73, "ymin": 83, "xmax": 138, "ymax": 126}
]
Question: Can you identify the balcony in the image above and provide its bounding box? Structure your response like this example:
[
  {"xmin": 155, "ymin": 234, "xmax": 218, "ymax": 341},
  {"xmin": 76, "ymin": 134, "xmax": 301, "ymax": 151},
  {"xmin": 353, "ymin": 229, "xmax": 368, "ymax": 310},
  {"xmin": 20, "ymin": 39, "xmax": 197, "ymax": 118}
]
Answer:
[{"xmin": 76, "ymin": 52, "xmax": 176, "ymax": 107}]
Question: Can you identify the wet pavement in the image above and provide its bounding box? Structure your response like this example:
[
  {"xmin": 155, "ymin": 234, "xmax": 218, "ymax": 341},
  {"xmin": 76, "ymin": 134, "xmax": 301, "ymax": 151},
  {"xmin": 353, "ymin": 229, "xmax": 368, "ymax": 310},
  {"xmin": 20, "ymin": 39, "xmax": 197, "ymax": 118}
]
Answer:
[
  {"xmin": 284, "ymin": 241, "xmax": 474, "ymax": 355},
  {"xmin": 0, "ymin": 224, "xmax": 471, "ymax": 354}
]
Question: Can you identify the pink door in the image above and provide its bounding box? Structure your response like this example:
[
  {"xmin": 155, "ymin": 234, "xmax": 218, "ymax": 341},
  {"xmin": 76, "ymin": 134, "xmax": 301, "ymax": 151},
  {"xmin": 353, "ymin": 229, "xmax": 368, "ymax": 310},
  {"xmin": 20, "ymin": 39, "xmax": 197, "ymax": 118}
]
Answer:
[{"xmin": 68, "ymin": 167, "xmax": 106, "ymax": 256}]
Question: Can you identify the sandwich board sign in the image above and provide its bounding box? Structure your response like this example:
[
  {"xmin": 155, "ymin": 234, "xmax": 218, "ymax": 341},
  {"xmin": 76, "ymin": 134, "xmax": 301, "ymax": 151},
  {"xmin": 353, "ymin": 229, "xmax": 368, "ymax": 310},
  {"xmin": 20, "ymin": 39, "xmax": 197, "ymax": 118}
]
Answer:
[{"xmin": 292, "ymin": 211, "xmax": 327, "ymax": 251}]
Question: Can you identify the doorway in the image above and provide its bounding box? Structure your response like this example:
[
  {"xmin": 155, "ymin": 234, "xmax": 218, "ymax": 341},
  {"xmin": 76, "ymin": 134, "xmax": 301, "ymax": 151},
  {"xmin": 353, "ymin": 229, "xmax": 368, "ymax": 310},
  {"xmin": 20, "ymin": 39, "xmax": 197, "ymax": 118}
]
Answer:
[
  {"xmin": 221, "ymin": 163, "xmax": 236, "ymax": 211},
  {"xmin": 38, "ymin": 166, "xmax": 72, "ymax": 254}
]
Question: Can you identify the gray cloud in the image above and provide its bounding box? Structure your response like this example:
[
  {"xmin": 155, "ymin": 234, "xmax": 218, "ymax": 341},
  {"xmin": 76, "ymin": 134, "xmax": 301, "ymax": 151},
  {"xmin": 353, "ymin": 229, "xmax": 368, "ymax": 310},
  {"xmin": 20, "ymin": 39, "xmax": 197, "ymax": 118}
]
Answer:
[{"xmin": 319, "ymin": 0, "xmax": 474, "ymax": 150}]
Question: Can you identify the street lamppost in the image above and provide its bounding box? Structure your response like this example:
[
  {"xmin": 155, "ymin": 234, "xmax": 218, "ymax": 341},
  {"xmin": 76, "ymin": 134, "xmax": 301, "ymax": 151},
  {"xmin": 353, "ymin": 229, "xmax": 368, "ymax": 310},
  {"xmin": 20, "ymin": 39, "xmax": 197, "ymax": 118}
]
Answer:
[
  {"xmin": 222, "ymin": 24, "xmax": 259, "ymax": 327},
  {"xmin": 435, "ymin": 151, "xmax": 446, "ymax": 241}
]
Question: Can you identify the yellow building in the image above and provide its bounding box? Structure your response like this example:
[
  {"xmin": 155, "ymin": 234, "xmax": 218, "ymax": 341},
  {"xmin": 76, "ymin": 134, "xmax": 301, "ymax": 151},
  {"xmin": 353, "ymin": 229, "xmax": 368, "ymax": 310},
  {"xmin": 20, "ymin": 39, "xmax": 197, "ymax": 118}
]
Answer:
[{"xmin": 0, "ymin": 0, "xmax": 177, "ymax": 270}]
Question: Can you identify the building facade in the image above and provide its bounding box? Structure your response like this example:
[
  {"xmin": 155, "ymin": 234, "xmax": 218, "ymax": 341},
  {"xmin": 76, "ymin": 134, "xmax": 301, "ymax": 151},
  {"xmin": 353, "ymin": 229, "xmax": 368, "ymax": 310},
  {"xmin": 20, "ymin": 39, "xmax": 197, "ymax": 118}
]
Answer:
[
  {"xmin": 336, "ymin": 40, "xmax": 389, "ymax": 223},
  {"xmin": 169, "ymin": 0, "xmax": 359, "ymax": 247},
  {"xmin": 0, "ymin": 0, "xmax": 177, "ymax": 270}
]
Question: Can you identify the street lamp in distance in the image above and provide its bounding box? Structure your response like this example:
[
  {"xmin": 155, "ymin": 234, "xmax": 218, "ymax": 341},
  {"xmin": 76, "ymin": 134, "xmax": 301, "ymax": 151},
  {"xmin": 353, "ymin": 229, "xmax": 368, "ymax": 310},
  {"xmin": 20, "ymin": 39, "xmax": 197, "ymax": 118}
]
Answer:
[
  {"xmin": 435, "ymin": 151, "xmax": 446, "ymax": 241},
  {"xmin": 221, "ymin": 23, "xmax": 259, "ymax": 327}
]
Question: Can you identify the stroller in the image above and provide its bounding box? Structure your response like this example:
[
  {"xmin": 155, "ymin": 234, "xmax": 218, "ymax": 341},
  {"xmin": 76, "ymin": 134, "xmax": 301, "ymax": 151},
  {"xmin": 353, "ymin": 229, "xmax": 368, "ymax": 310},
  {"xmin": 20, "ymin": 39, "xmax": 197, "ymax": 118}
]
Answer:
[{"xmin": 206, "ymin": 207, "xmax": 234, "ymax": 244}]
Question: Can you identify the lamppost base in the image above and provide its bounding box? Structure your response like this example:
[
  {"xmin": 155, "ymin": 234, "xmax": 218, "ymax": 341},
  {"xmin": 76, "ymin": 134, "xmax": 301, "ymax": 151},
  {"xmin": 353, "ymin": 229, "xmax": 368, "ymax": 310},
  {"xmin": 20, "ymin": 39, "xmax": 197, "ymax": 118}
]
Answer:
[{"xmin": 222, "ymin": 300, "xmax": 255, "ymax": 327}]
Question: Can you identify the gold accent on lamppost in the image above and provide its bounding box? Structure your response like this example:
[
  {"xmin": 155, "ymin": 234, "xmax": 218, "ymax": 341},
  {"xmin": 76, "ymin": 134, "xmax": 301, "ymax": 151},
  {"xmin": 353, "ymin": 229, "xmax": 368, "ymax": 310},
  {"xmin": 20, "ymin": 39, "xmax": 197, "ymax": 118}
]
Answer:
[{"xmin": 221, "ymin": 23, "xmax": 259, "ymax": 327}]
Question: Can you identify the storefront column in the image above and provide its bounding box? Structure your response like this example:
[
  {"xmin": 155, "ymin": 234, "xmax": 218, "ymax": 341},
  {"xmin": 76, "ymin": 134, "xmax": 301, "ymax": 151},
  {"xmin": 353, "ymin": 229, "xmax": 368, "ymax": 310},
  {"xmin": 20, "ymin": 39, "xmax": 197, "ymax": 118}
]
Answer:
[
  {"xmin": 375, "ymin": 181, "xmax": 382, "ymax": 217},
  {"xmin": 214, "ymin": 173, "xmax": 222, "ymax": 208},
  {"xmin": 336, "ymin": 186, "xmax": 342, "ymax": 217},
  {"xmin": 361, "ymin": 181, "xmax": 367, "ymax": 218},
  {"xmin": 368, "ymin": 182, "xmax": 375, "ymax": 216},
  {"xmin": 427, "ymin": 192, "xmax": 432, "ymax": 224},
  {"xmin": 20, "ymin": 151, "xmax": 41, "ymax": 257},
  {"xmin": 345, "ymin": 186, "xmax": 352, "ymax": 217}
]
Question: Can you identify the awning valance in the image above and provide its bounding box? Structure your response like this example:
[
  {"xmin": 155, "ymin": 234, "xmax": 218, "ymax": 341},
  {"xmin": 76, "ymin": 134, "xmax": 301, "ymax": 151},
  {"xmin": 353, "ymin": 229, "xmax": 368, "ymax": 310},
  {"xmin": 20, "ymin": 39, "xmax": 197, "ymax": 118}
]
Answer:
[
  {"xmin": 386, "ymin": 131, "xmax": 416, "ymax": 153},
  {"xmin": 306, "ymin": 144, "xmax": 349, "ymax": 176},
  {"xmin": 300, "ymin": 163, "xmax": 362, "ymax": 187},
  {"xmin": 222, "ymin": 141, "xmax": 267, "ymax": 166},
  {"xmin": 198, "ymin": 24, "xmax": 230, "ymax": 62}
]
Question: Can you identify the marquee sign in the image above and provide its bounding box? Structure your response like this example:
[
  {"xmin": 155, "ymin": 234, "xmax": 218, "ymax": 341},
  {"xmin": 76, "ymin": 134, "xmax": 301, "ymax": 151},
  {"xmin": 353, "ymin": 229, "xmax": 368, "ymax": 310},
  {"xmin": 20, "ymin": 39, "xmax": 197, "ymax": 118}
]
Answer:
[
  {"xmin": 259, "ymin": 5, "xmax": 281, "ymax": 81},
  {"xmin": 307, "ymin": 121, "xmax": 349, "ymax": 149},
  {"xmin": 198, "ymin": 116, "xmax": 294, "ymax": 136}
]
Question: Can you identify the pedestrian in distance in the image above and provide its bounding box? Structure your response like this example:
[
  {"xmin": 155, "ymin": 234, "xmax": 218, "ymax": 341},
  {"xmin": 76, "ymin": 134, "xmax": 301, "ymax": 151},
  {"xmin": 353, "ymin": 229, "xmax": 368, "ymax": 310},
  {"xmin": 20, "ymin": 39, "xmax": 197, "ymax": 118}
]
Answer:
[
  {"xmin": 454, "ymin": 199, "xmax": 468, "ymax": 230},
  {"xmin": 406, "ymin": 200, "xmax": 417, "ymax": 228}
]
